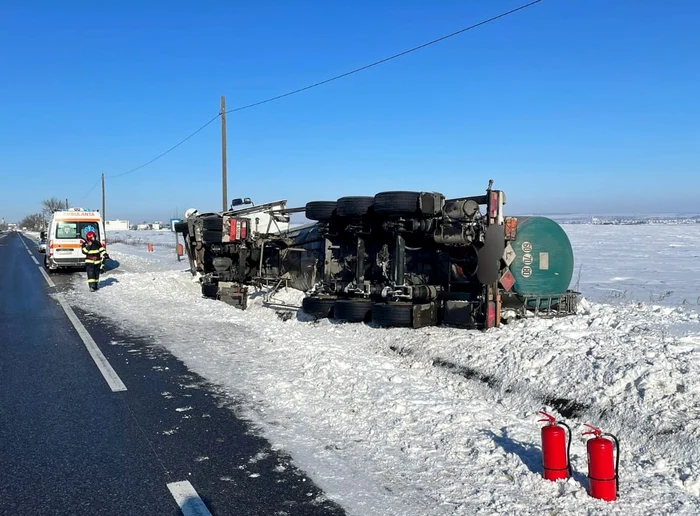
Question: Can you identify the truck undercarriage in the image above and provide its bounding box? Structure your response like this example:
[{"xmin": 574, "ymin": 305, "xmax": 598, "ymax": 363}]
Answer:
[{"xmin": 176, "ymin": 183, "xmax": 579, "ymax": 329}]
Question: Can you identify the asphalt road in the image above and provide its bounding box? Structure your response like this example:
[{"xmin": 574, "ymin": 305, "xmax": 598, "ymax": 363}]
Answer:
[{"xmin": 0, "ymin": 231, "xmax": 344, "ymax": 516}]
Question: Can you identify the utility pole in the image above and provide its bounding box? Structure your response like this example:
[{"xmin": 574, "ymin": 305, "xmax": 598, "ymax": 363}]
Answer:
[
  {"xmin": 101, "ymin": 173, "xmax": 106, "ymax": 221},
  {"xmin": 66, "ymin": 198, "xmax": 69, "ymax": 209},
  {"xmin": 221, "ymin": 95, "xmax": 228, "ymax": 212}
]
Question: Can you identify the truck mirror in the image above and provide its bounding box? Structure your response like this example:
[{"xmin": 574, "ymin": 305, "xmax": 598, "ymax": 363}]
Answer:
[
  {"xmin": 231, "ymin": 198, "xmax": 244, "ymax": 207},
  {"xmin": 243, "ymin": 197, "xmax": 252, "ymax": 204}
]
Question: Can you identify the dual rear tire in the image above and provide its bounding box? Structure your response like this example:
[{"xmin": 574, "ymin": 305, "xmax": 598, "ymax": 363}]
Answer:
[
  {"xmin": 305, "ymin": 192, "xmax": 430, "ymax": 222},
  {"xmin": 301, "ymin": 297, "xmax": 413, "ymax": 327}
]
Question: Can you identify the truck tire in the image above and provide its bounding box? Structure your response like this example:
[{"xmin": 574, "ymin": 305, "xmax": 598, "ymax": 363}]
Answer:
[
  {"xmin": 371, "ymin": 302, "xmax": 413, "ymax": 328},
  {"xmin": 305, "ymin": 201, "xmax": 337, "ymax": 222},
  {"xmin": 373, "ymin": 191, "xmax": 422, "ymax": 216},
  {"xmin": 335, "ymin": 196, "xmax": 374, "ymax": 218},
  {"xmin": 202, "ymin": 216, "xmax": 224, "ymax": 231},
  {"xmin": 334, "ymin": 299, "xmax": 372, "ymax": 322},
  {"xmin": 202, "ymin": 230, "xmax": 222, "ymax": 243},
  {"xmin": 302, "ymin": 296, "xmax": 336, "ymax": 319},
  {"xmin": 174, "ymin": 222, "xmax": 189, "ymax": 233},
  {"xmin": 202, "ymin": 282, "xmax": 218, "ymax": 298}
]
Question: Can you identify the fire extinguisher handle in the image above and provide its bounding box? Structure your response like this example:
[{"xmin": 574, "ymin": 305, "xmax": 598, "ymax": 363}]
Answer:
[
  {"xmin": 538, "ymin": 411, "xmax": 557, "ymax": 423},
  {"xmin": 582, "ymin": 423, "xmax": 602, "ymax": 437}
]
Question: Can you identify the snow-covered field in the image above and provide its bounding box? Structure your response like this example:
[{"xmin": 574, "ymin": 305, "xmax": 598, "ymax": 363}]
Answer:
[
  {"xmin": 107, "ymin": 229, "xmax": 181, "ymax": 248},
  {"xmin": 61, "ymin": 225, "xmax": 700, "ymax": 515}
]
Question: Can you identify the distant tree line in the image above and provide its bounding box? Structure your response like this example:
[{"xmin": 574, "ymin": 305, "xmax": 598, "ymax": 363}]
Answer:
[
  {"xmin": 19, "ymin": 197, "xmax": 69, "ymax": 231},
  {"xmin": 20, "ymin": 213, "xmax": 44, "ymax": 231}
]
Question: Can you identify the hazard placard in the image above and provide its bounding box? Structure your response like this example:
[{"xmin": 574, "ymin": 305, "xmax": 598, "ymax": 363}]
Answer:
[{"xmin": 503, "ymin": 243, "xmax": 516, "ymax": 266}]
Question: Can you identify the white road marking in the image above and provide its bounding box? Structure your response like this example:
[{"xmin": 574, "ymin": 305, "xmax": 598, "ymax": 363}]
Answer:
[
  {"xmin": 167, "ymin": 481, "xmax": 213, "ymax": 516},
  {"xmin": 55, "ymin": 295, "xmax": 127, "ymax": 392},
  {"xmin": 38, "ymin": 267, "xmax": 56, "ymax": 288},
  {"xmin": 23, "ymin": 233, "xmax": 124, "ymax": 392}
]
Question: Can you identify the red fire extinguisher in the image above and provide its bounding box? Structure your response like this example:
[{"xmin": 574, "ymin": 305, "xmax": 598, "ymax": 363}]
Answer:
[
  {"xmin": 538, "ymin": 411, "xmax": 572, "ymax": 481},
  {"xmin": 582, "ymin": 424, "xmax": 619, "ymax": 501}
]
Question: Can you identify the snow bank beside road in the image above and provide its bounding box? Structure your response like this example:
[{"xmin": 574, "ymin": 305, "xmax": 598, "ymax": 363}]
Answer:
[{"xmin": 64, "ymin": 233, "xmax": 700, "ymax": 515}]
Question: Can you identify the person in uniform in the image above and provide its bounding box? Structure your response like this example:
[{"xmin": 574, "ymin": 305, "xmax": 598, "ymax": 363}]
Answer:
[{"xmin": 81, "ymin": 230, "xmax": 105, "ymax": 291}]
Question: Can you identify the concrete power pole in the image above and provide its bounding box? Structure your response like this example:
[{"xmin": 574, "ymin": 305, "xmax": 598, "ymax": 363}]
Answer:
[
  {"xmin": 101, "ymin": 173, "xmax": 106, "ymax": 221},
  {"xmin": 221, "ymin": 95, "xmax": 228, "ymax": 212}
]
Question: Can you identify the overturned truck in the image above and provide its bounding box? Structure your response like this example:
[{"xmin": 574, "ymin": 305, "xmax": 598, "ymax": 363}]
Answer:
[{"xmin": 176, "ymin": 184, "xmax": 578, "ymax": 329}]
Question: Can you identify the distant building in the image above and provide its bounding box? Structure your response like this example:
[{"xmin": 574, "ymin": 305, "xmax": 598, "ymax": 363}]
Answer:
[
  {"xmin": 136, "ymin": 223, "xmax": 150, "ymax": 230},
  {"xmin": 105, "ymin": 219, "xmax": 130, "ymax": 231}
]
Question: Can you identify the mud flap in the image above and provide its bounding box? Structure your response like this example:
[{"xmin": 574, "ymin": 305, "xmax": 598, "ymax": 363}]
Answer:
[
  {"xmin": 442, "ymin": 300, "xmax": 475, "ymax": 328},
  {"xmin": 476, "ymin": 224, "xmax": 506, "ymax": 285},
  {"xmin": 411, "ymin": 302, "xmax": 437, "ymax": 328}
]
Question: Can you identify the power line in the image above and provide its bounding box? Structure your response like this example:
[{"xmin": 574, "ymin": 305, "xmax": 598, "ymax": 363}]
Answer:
[
  {"xmin": 107, "ymin": 0, "xmax": 542, "ymax": 179},
  {"xmin": 107, "ymin": 113, "xmax": 221, "ymax": 179},
  {"xmin": 78, "ymin": 177, "xmax": 102, "ymax": 201},
  {"xmin": 225, "ymin": 0, "xmax": 543, "ymax": 114}
]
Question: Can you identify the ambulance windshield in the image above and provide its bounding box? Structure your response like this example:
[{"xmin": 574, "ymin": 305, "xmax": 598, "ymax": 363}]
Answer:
[{"xmin": 55, "ymin": 221, "xmax": 100, "ymax": 240}]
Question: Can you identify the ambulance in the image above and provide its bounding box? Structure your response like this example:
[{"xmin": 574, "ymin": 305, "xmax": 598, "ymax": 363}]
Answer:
[{"xmin": 44, "ymin": 208, "xmax": 106, "ymax": 271}]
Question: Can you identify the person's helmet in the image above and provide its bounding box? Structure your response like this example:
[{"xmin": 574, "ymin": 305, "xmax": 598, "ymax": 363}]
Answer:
[{"xmin": 86, "ymin": 231, "xmax": 96, "ymax": 241}]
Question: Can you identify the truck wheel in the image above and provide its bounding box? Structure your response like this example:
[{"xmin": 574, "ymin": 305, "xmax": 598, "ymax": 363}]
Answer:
[
  {"xmin": 335, "ymin": 196, "xmax": 374, "ymax": 218},
  {"xmin": 371, "ymin": 302, "xmax": 413, "ymax": 328},
  {"xmin": 174, "ymin": 222, "xmax": 189, "ymax": 233},
  {"xmin": 334, "ymin": 299, "xmax": 372, "ymax": 323},
  {"xmin": 202, "ymin": 216, "xmax": 224, "ymax": 231},
  {"xmin": 302, "ymin": 296, "xmax": 336, "ymax": 319},
  {"xmin": 202, "ymin": 230, "xmax": 222, "ymax": 243},
  {"xmin": 373, "ymin": 191, "xmax": 423, "ymax": 216},
  {"xmin": 305, "ymin": 201, "xmax": 337, "ymax": 222},
  {"xmin": 201, "ymin": 283, "xmax": 218, "ymax": 298}
]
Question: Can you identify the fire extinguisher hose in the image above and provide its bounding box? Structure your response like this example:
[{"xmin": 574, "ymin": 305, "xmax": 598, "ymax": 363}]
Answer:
[
  {"xmin": 559, "ymin": 421, "xmax": 573, "ymax": 478},
  {"xmin": 603, "ymin": 432, "xmax": 620, "ymax": 493}
]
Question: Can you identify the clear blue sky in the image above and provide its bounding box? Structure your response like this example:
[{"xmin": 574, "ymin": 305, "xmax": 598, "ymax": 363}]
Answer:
[{"xmin": 1, "ymin": 0, "xmax": 698, "ymax": 224}]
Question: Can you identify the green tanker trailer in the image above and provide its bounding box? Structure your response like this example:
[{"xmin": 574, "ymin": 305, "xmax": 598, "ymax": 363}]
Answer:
[{"xmin": 500, "ymin": 216, "xmax": 577, "ymax": 314}]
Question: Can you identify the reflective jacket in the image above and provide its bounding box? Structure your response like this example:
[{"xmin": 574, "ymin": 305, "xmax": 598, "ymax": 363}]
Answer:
[{"xmin": 81, "ymin": 239, "xmax": 105, "ymax": 265}]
